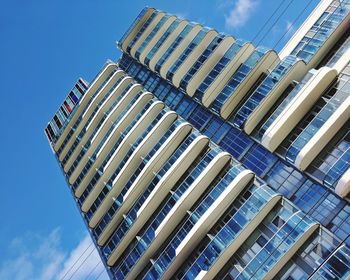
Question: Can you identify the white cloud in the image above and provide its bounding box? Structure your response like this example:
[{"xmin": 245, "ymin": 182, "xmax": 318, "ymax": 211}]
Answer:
[
  {"xmin": 0, "ymin": 228, "xmax": 109, "ymax": 280},
  {"xmin": 56, "ymin": 234, "xmax": 108, "ymax": 280},
  {"xmin": 224, "ymin": 0, "xmax": 259, "ymax": 29}
]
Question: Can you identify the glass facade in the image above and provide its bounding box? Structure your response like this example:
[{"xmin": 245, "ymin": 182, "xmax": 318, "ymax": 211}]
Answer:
[
  {"xmin": 111, "ymin": 147, "xmax": 220, "ymax": 279},
  {"xmin": 253, "ymin": 69, "xmax": 316, "ymax": 141},
  {"xmin": 291, "ymin": 0, "xmax": 350, "ymax": 63},
  {"xmin": 63, "ymin": 74, "xmax": 128, "ymax": 169},
  {"xmin": 46, "ymin": 4, "xmax": 350, "ymax": 280},
  {"xmin": 144, "ymin": 19, "xmax": 181, "ymax": 66},
  {"xmin": 56, "ymin": 69, "xmax": 117, "ymax": 157},
  {"xmin": 228, "ymin": 55, "xmax": 299, "ymax": 128},
  {"xmin": 119, "ymin": 55, "xmax": 350, "ymax": 249},
  {"xmin": 135, "ymin": 15, "xmax": 170, "ymax": 60},
  {"xmin": 100, "ymin": 131, "xmax": 197, "ymax": 249},
  {"xmin": 166, "ymin": 28, "xmax": 209, "ymax": 81},
  {"xmin": 71, "ymin": 84, "xmax": 142, "ymax": 192},
  {"xmin": 210, "ymin": 47, "xmax": 270, "ymax": 114},
  {"xmin": 179, "ymin": 33, "xmax": 225, "ymax": 91},
  {"xmin": 193, "ymin": 39, "xmax": 245, "ymax": 102},
  {"xmin": 174, "ymin": 184, "xmax": 280, "ymax": 280},
  {"xmin": 154, "ymin": 23, "xmax": 194, "ymax": 73},
  {"xmin": 83, "ymin": 108, "xmax": 171, "ymax": 219},
  {"xmin": 126, "ymin": 11, "xmax": 158, "ymax": 53}
]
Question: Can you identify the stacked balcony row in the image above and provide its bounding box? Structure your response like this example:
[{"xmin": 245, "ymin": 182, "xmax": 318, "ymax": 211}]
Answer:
[
  {"xmin": 115, "ymin": 6, "xmax": 350, "ymax": 198},
  {"xmin": 50, "ymin": 64, "xmax": 350, "ymax": 279}
]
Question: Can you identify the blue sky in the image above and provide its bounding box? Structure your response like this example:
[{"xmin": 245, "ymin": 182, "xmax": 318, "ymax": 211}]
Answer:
[{"xmin": 0, "ymin": 0, "xmax": 319, "ymax": 279}]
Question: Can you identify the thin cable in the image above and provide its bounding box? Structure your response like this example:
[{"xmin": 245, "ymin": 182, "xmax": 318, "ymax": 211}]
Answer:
[
  {"xmin": 60, "ymin": 242, "xmax": 94, "ymax": 280},
  {"xmin": 85, "ymin": 260, "xmax": 102, "ymax": 280},
  {"xmin": 271, "ymin": 0, "xmax": 316, "ymax": 50},
  {"xmin": 249, "ymin": 0, "xmax": 287, "ymax": 44},
  {"xmin": 93, "ymin": 267, "xmax": 108, "ymax": 280},
  {"xmin": 202, "ymin": 0, "xmax": 298, "ymax": 105},
  {"xmin": 221, "ymin": 0, "xmax": 317, "ymax": 122},
  {"xmin": 66, "ymin": 246, "xmax": 96, "ymax": 280},
  {"xmin": 258, "ymin": 0, "xmax": 295, "ymax": 47}
]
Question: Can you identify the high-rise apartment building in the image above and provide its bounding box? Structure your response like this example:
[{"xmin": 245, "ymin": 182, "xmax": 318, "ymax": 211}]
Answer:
[{"xmin": 46, "ymin": 1, "xmax": 350, "ymax": 279}]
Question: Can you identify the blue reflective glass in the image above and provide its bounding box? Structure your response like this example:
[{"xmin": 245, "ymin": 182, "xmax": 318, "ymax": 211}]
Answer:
[
  {"xmin": 135, "ymin": 15, "xmax": 170, "ymax": 60},
  {"xmin": 179, "ymin": 33, "xmax": 225, "ymax": 91},
  {"xmin": 154, "ymin": 23, "xmax": 194, "ymax": 72},
  {"xmin": 291, "ymin": 1, "xmax": 350, "ymax": 63},
  {"xmin": 85, "ymin": 115, "xmax": 181, "ymax": 222},
  {"xmin": 166, "ymin": 28, "xmax": 209, "ymax": 81},
  {"xmin": 144, "ymin": 19, "xmax": 181, "ymax": 66},
  {"xmin": 57, "ymin": 69, "xmax": 117, "ymax": 156},
  {"xmin": 110, "ymin": 148, "xmax": 220, "ymax": 278},
  {"xmin": 193, "ymin": 39, "xmax": 245, "ymax": 101},
  {"xmin": 210, "ymin": 47, "xmax": 269, "ymax": 114},
  {"xmin": 254, "ymin": 69, "xmax": 316, "ymax": 141},
  {"xmin": 229, "ymin": 56, "xmax": 298, "ymax": 128},
  {"xmin": 126, "ymin": 11, "xmax": 158, "ymax": 53}
]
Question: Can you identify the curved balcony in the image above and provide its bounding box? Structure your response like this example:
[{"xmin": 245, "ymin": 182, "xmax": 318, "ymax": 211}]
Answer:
[
  {"xmin": 177, "ymin": 33, "xmax": 226, "ymax": 92},
  {"xmin": 86, "ymin": 114, "xmax": 180, "ymax": 227},
  {"xmin": 125, "ymin": 9, "xmax": 158, "ymax": 54},
  {"xmin": 94, "ymin": 132, "xmax": 204, "ymax": 245},
  {"xmin": 137, "ymin": 15, "xmax": 177, "ymax": 63},
  {"xmin": 309, "ymin": 244, "xmax": 350, "ymax": 279},
  {"xmin": 54, "ymin": 62, "xmax": 117, "ymax": 153},
  {"xmin": 149, "ymin": 20, "xmax": 189, "ymax": 71},
  {"xmin": 133, "ymin": 13, "xmax": 169, "ymax": 60},
  {"xmin": 93, "ymin": 121, "xmax": 192, "ymax": 240},
  {"xmin": 172, "ymin": 29, "xmax": 217, "ymax": 87},
  {"xmin": 120, "ymin": 7, "xmax": 156, "ymax": 52},
  {"xmin": 210, "ymin": 47, "xmax": 279, "ymax": 119},
  {"xmin": 63, "ymin": 74, "xmax": 130, "ymax": 173},
  {"xmin": 151, "ymin": 185, "xmax": 281, "ymax": 280},
  {"xmin": 197, "ymin": 39, "xmax": 253, "ymax": 103},
  {"xmin": 106, "ymin": 147, "xmax": 220, "ymax": 278},
  {"xmin": 160, "ymin": 168, "xmax": 254, "ymax": 279},
  {"xmin": 154, "ymin": 22, "xmax": 193, "ymax": 74},
  {"xmin": 66, "ymin": 78, "xmax": 140, "ymax": 182},
  {"xmin": 58, "ymin": 68, "xmax": 123, "ymax": 162},
  {"xmin": 224, "ymin": 56, "xmax": 306, "ymax": 132},
  {"xmin": 260, "ymin": 67, "xmax": 338, "ymax": 151},
  {"xmin": 73, "ymin": 91, "xmax": 154, "ymax": 196},
  {"xmin": 182, "ymin": 36, "xmax": 234, "ymax": 97},
  {"xmin": 235, "ymin": 212, "xmax": 318, "ymax": 279},
  {"xmin": 159, "ymin": 24, "xmax": 202, "ymax": 79},
  {"xmin": 294, "ymin": 96, "xmax": 350, "ymax": 171}
]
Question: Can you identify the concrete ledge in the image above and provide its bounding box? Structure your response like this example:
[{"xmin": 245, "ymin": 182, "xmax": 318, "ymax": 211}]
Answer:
[
  {"xmin": 295, "ymin": 95, "xmax": 350, "ymax": 170},
  {"xmin": 121, "ymin": 8, "xmax": 156, "ymax": 52},
  {"xmin": 137, "ymin": 15, "xmax": 175, "ymax": 63},
  {"xmin": 262, "ymin": 67, "xmax": 338, "ymax": 152},
  {"xmin": 130, "ymin": 12, "xmax": 167, "ymax": 59},
  {"xmin": 149, "ymin": 20, "xmax": 188, "ymax": 71},
  {"xmin": 172, "ymin": 30, "xmax": 218, "ymax": 87},
  {"xmin": 186, "ymin": 36, "xmax": 235, "ymax": 96},
  {"xmin": 198, "ymin": 194, "xmax": 282, "ymax": 280},
  {"xmin": 161, "ymin": 169, "xmax": 254, "ymax": 279},
  {"xmin": 244, "ymin": 59, "xmax": 307, "ymax": 134},
  {"xmin": 335, "ymin": 167, "xmax": 350, "ymax": 198},
  {"xmin": 220, "ymin": 50, "xmax": 279, "ymax": 119},
  {"xmin": 201, "ymin": 42, "xmax": 255, "ymax": 107},
  {"xmin": 159, "ymin": 25, "xmax": 202, "ymax": 79}
]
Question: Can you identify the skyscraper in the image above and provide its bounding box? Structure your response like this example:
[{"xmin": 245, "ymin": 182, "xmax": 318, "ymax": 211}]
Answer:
[{"xmin": 46, "ymin": 1, "xmax": 350, "ymax": 279}]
